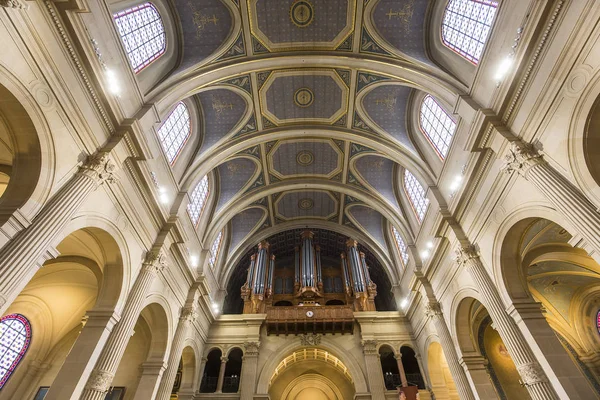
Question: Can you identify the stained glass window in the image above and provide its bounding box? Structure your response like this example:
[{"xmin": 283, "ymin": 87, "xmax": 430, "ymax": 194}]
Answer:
[
  {"xmin": 442, "ymin": 0, "xmax": 498, "ymax": 64},
  {"xmin": 404, "ymin": 171, "xmax": 430, "ymax": 222},
  {"xmin": 0, "ymin": 314, "xmax": 31, "ymax": 389},
  {"xmin": 187, "ymin": 176, "xmax": 209, "ymax": 226},
  {"xmin": 420, "ymin": 95, "xmax": 457, "ymax": 159},
  {"xmin": 157, "ymin": 102, "xmax": 191, "ymax": 164},
  {"xmin": 113, "ymin": 3, "xmax": 166, "ymax": 73},
  {"xmin": 392, "ymin": 226, "xmax": 409, "ymax": 266},
  {"xmin": 208, "ymin": 231, "xmax": 223, "ymax": 268}
]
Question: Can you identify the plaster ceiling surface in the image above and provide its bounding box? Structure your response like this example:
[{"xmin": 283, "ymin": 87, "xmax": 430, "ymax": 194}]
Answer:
[{"xmin": 158, "ymin": 0, "xmax": 459, "ymax": 289}]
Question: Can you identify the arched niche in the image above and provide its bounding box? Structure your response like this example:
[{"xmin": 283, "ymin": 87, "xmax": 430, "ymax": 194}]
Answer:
[
  {"xmin": 378, "ymin": 345, "xmax": 400, "ymax": 390},
  {"xmin": 200, "ymin": 348, "xmax": 223, "ymax": 393},
  {"xmin": 223, "ymin": 347, "xmax": 243, "ymax": 393}
]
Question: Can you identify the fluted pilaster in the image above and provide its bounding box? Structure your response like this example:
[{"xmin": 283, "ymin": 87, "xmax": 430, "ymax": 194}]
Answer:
[
  {"xmin": 240, "ymin": 341, "xmax": 260, "ymax": 400},
  {"xmin": 425, "ymin": 302, "xmax": 476, "ymax": 400},
  {"xmin": 456, "ymin": 244, "xmax": 558, "ymax": 400},
  {"xmin": 80, "ymin": 249, "xmax": 166, "ymax": 400},
  {"xmin": 155, "ymin": 303, "xmax": 198, "ymax": 400},
  {"xmin": 503, "ymin": 141, "xmax": 600, "ymax": 255},
  {"xmin": 362, "ymin": 340, "xmax": 385, "ymax": 400},
  {"xmin": 0, "ymin": 152, "xmax": 116, "ymax": 314}
]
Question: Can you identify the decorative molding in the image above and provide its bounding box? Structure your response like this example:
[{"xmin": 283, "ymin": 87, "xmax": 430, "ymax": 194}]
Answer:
[
  {"xmin": 516, "ymin": 362, "xmax": 547, "ymax": 386},
  {"xmin": 0, "ymin": 0, "xmax": 28, "ymax": 9},
  {"xmin": 79, "ymin": 153, "xmax": 117, "ymax": 185},
  {"xmin": 361, "ymin": 339, "xmax": 378, "ymax": 355},
  {"xmin": 300, "ymin": 333, "xmax": 321, "ymax": 346},
  {"xmin": 244, "ymin": 341, "xmax": 260, "ymax": 356},
  {"xmin": 85, "ymin": 369, "xmax": 114, "ymax": 392},
  {"xmin": 180, "ymin": 303, "xmax": 198, "ymax": 323},
  {"xmin": 424, "ymin": 302, "xmax": 442, "ymax": 318},
  {"xmin": 501, "ymin": 141, "xmax": 544, "ymax": 177},
  {"xmin": 143, "ymin": 249, "xmax": 168, "ymax": 273},
  {"xmin": 454, "ymin": 244, "xmax": 479, "ymax": 267}
]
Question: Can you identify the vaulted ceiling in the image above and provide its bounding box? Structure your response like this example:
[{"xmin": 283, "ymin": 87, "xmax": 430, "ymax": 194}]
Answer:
[{"xmin": 143, "ymin": 0, "xmax": 465, "ymax": 287}]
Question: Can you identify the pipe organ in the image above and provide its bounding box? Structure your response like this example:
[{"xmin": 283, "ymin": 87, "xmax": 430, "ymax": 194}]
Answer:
[{"xmin": 241, "ymin": 230, "xmax": 377, "ymax": 315}]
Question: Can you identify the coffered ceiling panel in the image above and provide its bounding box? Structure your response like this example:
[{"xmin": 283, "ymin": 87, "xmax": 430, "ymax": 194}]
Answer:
[
  {"xmin": 198, "ymin": 88, "xmax": 248, "ymax": 153},
  {"xmin": 361, "ymin": 84, "xmax": 414, "ymax": 150},
  {"xmin": 173, "ymin": 0, "xmax": 234, "ymax": 69},
  {"xmin": 216, "ymin": 158, "xmax": 258, "ymax": 210},
  {"xmin": 259, "ymin": 70, "xmax": 348, "ymax": 125},
  {"xmin": 268, "ymin": 139, "xmax": 343, "ymax": 180},
  {"xmin": 248, "ymin": 0, "xmax": 356, "ymax": 51},
  {"xmin": 275, "ymin": 190, "xmax": 338, "ymax": 221}
]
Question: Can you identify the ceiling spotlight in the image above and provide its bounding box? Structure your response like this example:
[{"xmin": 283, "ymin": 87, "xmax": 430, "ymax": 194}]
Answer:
[
  {"xmin": 450, "ymin": 175, "xmax": 463, "ymax": 192},
  {"xmin": 426, "ymin": 241, "xmax": 433, "ymax": 249},
  {"xmin": 421, "ymin": 250, "xmax": 430, "ymax": 260},
  {"xmin": 190, "ymin": 255, "xmax": 199, "ymax": 267},
  {"xmin": 494, "ymin": 57, "xmax": 513, "ymax": 82},
  {"xmin": 400, "ymin": 298, "xmax": 409, "ymax": 309},
  {"xmin": 159, "ymin": 192, "xmax": 169, "ymax": 205}
]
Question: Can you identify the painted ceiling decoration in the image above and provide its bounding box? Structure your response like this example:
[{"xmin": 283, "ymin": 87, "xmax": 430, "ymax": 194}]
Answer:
[
  {"xmin": 215, "ymin": 157, "xmax": 259, "ymax": 210},
  {"xmin": 228, "ymin": 207, "xmax": 267, "ymax": 254},
  {"xmin": 346, "ymin": 204, "xmax": 386, "ymax": 247},
  {"xmin": 352, "ymin": 154, "xmax": 400, "ymax": 209}
]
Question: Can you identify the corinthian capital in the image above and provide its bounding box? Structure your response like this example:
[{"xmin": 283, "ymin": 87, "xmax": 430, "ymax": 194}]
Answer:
[
  {"xmin": 85, "ymin": 369, "xmax": 114, "ymax": 392},
  {"xmin": 516, "ymin": 362, "xmax": 547, "ymax": 385},
  {"xmin": 143, "ymin": 249, "xmax": 167, "ymax": 274},
  {"xmin": 454, "ymin": 244, "xmax": 479, "ymax": 267},
  {"xmin": 361, "ymin": 339, "xmax": 378, "ymax": 355},
  {"xmin": 424, "ymin": 302, "xmax": 443, "ymax": 318},
  {"xmin": 501, "ymin": 141, "xmax": 544, "ymax": 176},
  {"xmin": 79, "ymin": 152, "xmax": 117, "ymax": 185},
  {"xmin": 180, "ymin": 303, "xmax": 198, "ymax": 323},
  {"xmin": 0, "ymin": 0, "xmax": 28, "ymax": 9},
  {"xmin": 244, "ymin": 341, "xmax": 260, "ymax": 356}
]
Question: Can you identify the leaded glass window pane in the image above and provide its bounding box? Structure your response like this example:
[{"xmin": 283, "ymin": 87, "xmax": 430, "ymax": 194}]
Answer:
[
  {"xmin": 157, "ymin": 102, "xmax": 191, "ymax": 165},
  {"xmin": 0, "ymin": 314, "xmax": 31, "ymax": 389},
  {"xmin": 208, "ymin": 231, "xmax": 223, "ymax": 268},
  {"xmin": 442, "ymin": 0, "xmax": 498, "ymax": 64},
  {"xmin": 392, "ymin": 226, "xmax": 409, "ymax": 266},
  {"xmin": 404, "ymin": 171, "xmax": 430, "ymax": 222},
  {"xmin": 420, "ymin": 95, "xmax": 457, "ymax": 159},
  {"xmin": 187, "ymin": 176, "xmax": 209, "ymax": 226},
  {"xmin": 114, "ymin": 2, "xmax": 166, "ymax": 73}
]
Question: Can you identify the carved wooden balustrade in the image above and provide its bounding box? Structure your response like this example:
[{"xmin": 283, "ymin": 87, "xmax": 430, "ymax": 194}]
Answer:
[{"xmin": 265, "ymin": 305, "xmax": 354, "ymax": 335}]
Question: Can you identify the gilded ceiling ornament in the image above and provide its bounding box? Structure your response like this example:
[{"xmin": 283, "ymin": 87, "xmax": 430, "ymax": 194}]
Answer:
[
  {"xmin": 289, "ymin": 0, "xmax": 314, "ymax": 28},
  {"xmin": 298, "ymin": 198, "xmax": 314, "ymax": 210},
  {"xmin": 375, "ymin": 94, "xmax": 397, "ymax": 113},
  {"xmin": 188, "ymin": 2, "xmax": 219, "ymax": 39},
  {"xmin": 385, "ymin": 0, "xmax": 414, "ymax": 35},
  {"xmin": 212, "ymin": 96, "xmax": 234, "ymax": 118},
  {"xmin": 294, "ymin": 87, "xmax": 314, "ymax": 107},
  {"xmin": 296, "ymin": 150, "xmax": 314, "ymax": 166}
]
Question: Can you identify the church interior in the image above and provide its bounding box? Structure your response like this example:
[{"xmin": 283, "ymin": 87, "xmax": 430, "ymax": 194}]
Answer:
[{"xmin": 0, "ymin": 0, "xmax": 599, "ymax": 399}]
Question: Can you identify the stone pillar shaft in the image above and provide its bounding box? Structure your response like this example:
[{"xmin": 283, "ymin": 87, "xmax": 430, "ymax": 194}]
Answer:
[
  {"xmin": 240, "ymin": 342, "xmax": 260, "ymax": 400},
  {"xmin": 362, "ymin": 340, "xmax": 385, "ymax": 400},
  {"xmin": 154, "ymin": 304, "xmax": 197, "ymax": 400},
  {"xmin": 503, "ymin": 141, "xmax": 600, "ymax": 255},
  {"xmin": 0, "ymin": 153, "xmax": 115, "ymax": 314},
  {"xmin": 394, "ymin": 354, "xmax": 408, "ymax": 387},
  {"xmin": 80, "ymin": 250, "xmax": 166, "ymax": 400},
  {"xmin": 456, "ymin": 245, "xmax": 558, "ymax": 400},
  {"xmin": 216, "ymin": 357, "xmax": 228, "ymax": 393},
  {"xmin": 426, "ymin": 303, "xmax": 476, "ymax": 400}
]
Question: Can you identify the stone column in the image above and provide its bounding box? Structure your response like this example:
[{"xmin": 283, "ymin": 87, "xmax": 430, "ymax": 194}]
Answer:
[
  {"xmin": 240, "ymin": 342, "xmax": 260, "ymax": 400},
  {"xmin": 154, "ymin": 304, "xmax": 198, "ymax": 400},
  {"xmin": 425, "ymin": 302, "xmax": 476, "ymax": 400},
  {"xmin": 215, "ymin": 356, "xmax": 228, "ymax": 393},
  {"xmin": 414, "ymin": 353, "xmax": 432, "ymax": 391},
  {"xmin": 394, "ymin": 354, "xmax": 408, "ymax": 387},
  {"xmin": 131, "ymin": 361, "xmax": 167, "ymax": 400},
  {"xmin": 361, "ymin": 340, "xmax": 385, "ymax": 400},
  {"xmin": 0, "ymin": 153, "xmax": 116, "ymax": 315},
  {"xmin": 459, "ymin": 355, "xmax": 498, "ymax": 400},
  {"xmin": 45, "ymin": 310, "xmax": 119, "ymax": 400},
  {"xmin": 456, "ymin": 244, "xmax": 559, "ymax": 400},
  {"xmin": 80, "ymin": 249, "xmax": 167, "ymax": 400},
  {"xmin": 503, "ymin": 141, "xmax": 600, "ymax": 256}
]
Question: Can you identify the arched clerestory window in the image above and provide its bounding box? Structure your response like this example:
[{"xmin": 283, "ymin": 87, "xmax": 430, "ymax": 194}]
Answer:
[
  {"xmin": 113, "ymin": 2, "xmax": 166, "ymax": 73},
  {"xmin": 391, "ymin": 226, "xmax": 409, "ymax": 266},
  {"xmin": 441, "ymin": 0, "xmax": 499, "ymax": 64},
  {"xmin": 187, "ymin": 176, "xmax": 209, "ymax": 226},
  {"xmin": 208, "ymin": 231, "xmax": 223, "ymax": 268},
  {"xmin": 419, "ymin": 95, "xmax": 457, "ymax": 159},
  {"xmin": 0, "ymin": 314, "xmax": 31, "ymax": 389},
  {"xmin": 404, "ymin": 171, "xmax": 430, "ymax": 222},
  {"xmin": 157, "ymin": 102, "xmax": 191, "ymax": 165}
]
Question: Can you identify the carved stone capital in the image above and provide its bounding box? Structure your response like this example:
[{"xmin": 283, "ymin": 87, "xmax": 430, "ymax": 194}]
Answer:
[
  {"xmin": 180, "ymin": 303, "xmax": 198, "ymax": 323},
  {"xmin": 454, "ymin": 244, "xmax": 479, "ymax": 267},
  {"xmin": 79, "ymin": 152, "xmax": 117, "ymax": 185},
  {"xmin": 361, "ymin": 339, "xmax": 378, "ymax": 355},
  {"xmin": 143, "ymin": 249, "xmax": 167, "ymax": 274},
  {"xmin": 424, "ymin": 302, "xmax": 443, "ymax": 318},
  {"xmin": 516, "ymin": 362, "xmax": 547, "ymax": 385},
  {"xmin": 300, "ymin": 333, "xmax": 321, "ymax": 346},
  {"xmin": 501, "ymin": 141, "xmax": 544, "ymax": 177},
  {"xmin": 220, "ymin": 356, "xmax": 229, "ymax": 363},
  {"xmin": 85, "ymin": 369, "xmax": 114, "ymax": 392},
  {"xmin": 244, "ymin": 341, "xmax": 260, "ymax": 356},
  {"xmin": 0, "ymin": 0, "xmax": 28, "ymax": 9}
]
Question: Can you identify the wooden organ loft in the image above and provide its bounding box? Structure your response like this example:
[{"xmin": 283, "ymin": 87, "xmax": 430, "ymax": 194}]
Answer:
[{"xmin": 240, "ymin": 230, "xmax": 377, "ymax": 335}]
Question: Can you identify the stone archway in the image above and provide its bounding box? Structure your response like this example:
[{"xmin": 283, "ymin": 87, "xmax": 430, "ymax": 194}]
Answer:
[
  {"xmin": 281, "ymin": 373, "xmax": 345, "ymax": 400},
  {"xmin": 426, "ymin": 342, "xmax": 458, "ymax": 400}
]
